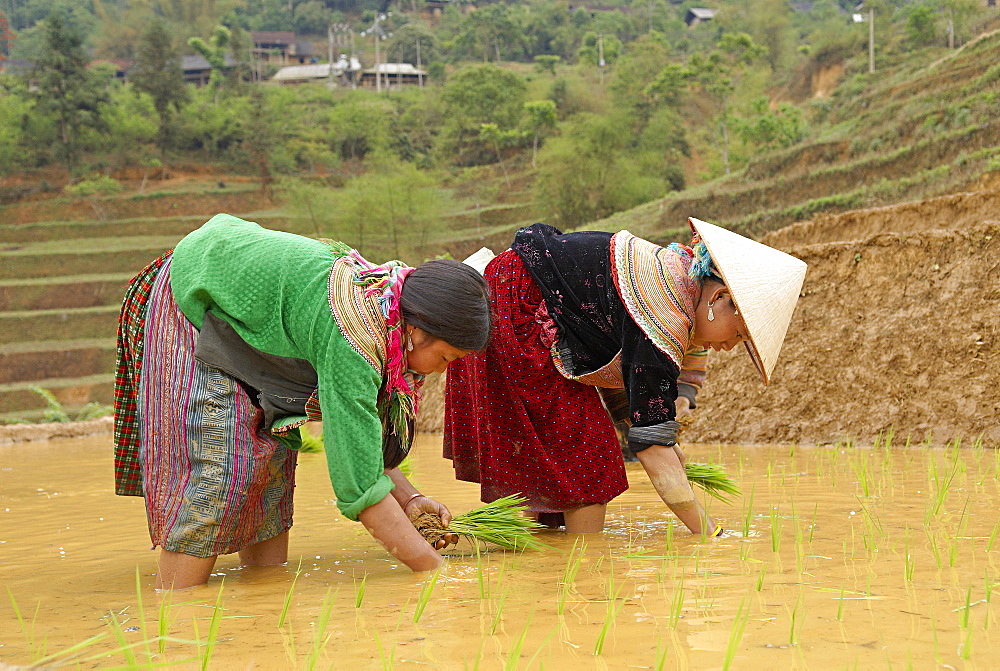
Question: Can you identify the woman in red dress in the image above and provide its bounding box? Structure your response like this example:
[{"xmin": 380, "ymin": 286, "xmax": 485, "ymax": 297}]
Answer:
[{"xmin": 444, "ymin": 218, "xmax": 806, "ymax": 535}]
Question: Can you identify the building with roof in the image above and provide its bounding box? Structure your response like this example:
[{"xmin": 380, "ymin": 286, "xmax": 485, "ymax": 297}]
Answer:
[
  {"xmin": 684, "ymin": 8, "xmax": 717, "ymax": 26},
  {"xmin": 358, "ymin": 63, "xmax": 428, "ymax": 89}
]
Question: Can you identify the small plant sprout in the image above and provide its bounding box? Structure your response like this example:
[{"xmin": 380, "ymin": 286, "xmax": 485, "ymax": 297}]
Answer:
[
  {"xmin": 278, "ymin": 558, "xmax": 303, "ymax": 627},
  {"xmin": 668, "ymin": 572, "xmax": 686, "ymax": 627},
  {"xmin": 593, "ymin": 569, "xmax": 625, "ymax": 655},
  {"xmin": 354, "ymin": 573, "xmax": 368, "ymax": 608},
  {"xmin": 755, "ymin": 564, "xmax": 767, "ymax": 592},
  {"xmin": 413, "ymin": 567, "xmax": 442, "ymax": 623},
  {"xmin": 200, "ymin": 582, "xmax": 226, "ymax": 671},
  {"xmin": 741, "ymin": 483, "xmax": 756, "ymax": 537},
  {"xmin": 491, "ymin": 587, "xmax": 509, "ymax": 635},
  {"xmin": 558, "ymin": 537, "xmax": 586, "ymax": 616},
  {"xmin": 307, "ymin": 588, "xmax": 337, "ymax": 670},
  {"xmin": 372, "ymin": 629, "xmax": 395, "ymax": 671},
  {"xmin": 788, "ymin": 589, "xmax": 805, "ymax": 646},
  {"xmin": 722, "ymin": 595, "xmax": 750, "ymax": 670},
  {"xmin": 836, "ymin": 587, "xmax": 846, "ymax": 622},
  {"xmin": 503, "ymin": 609, "xmax": 534, "ymax": 671},
  {"xmin": 770, "ymin": 505, "xmax": 782, "ymax": 553},
  {"xmin": 904, "ymin": 529, "xmax": 914, "ymax": 582}
]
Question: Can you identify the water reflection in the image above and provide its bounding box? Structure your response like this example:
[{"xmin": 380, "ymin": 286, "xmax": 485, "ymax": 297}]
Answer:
[{"xmin": 2, "ymin": 434, "xmax": 999, "ymax": 668}]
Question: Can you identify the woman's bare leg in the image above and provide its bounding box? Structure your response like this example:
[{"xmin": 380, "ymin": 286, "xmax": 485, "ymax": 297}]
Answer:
[
  {"xmin": 156, "ymin": 550, "xmax": 217, "ymax": 590},
  {"xmin": 239, "ymin": 531, "xmax": 290, "ymax": 566},
  {"xmin": 564, "ymin": 504, "xmax": 607, "ymax": 533}
]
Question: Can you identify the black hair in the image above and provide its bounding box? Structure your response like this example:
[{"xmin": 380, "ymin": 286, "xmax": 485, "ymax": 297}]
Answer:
[{"xmin": 400, "ymin": 259, "xmax": 492, "ymax": 351}]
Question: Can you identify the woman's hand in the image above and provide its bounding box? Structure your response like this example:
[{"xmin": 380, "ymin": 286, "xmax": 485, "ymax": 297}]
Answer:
[{"xmin": 405, "ymin": 496, "xmax": 459, "ymax": 550}]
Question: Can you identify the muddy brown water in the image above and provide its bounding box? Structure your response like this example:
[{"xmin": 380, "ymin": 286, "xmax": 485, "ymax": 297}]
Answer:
[{"xmin": 2, "ymin": 434, "xmax": 999, "ymax": 668}]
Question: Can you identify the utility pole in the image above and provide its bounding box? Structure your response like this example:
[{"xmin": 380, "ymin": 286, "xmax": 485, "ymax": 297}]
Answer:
[
  {"xmin": 948, "ymin": 9, "xmax": 955, "ymax": 49},
  {"xmin": 416, "ymin": 37, "xmax": 422, "ymax": 87},
  {"xmin": 362, "ymin": 13, "xmax": 390, "ymax": 93},
  {"xmin": 868, "ymin": 7, "xmax": 875, "ymax": 73},
  {"xmin": 598, "ymin": 33, "xmax": 605, "ymax": 85}
]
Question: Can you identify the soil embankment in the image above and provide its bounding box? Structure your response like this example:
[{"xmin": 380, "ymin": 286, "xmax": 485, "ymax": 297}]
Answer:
[{"xmin": 683, "ymin": 187, "xmax": 1000, "ymax": 447}]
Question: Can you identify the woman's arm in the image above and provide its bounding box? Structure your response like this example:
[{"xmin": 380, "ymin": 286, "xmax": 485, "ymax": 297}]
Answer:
[
  {"xmin": 385, "ymin": 467, "xmax": 458, "ymax": 549},
  {"xmin": 635, "ymin": 444, "xmax": 717, "ymax": 536},
  {"xmin": 358, "ymin": 495, "xmax": 445, "ymax": 571}
]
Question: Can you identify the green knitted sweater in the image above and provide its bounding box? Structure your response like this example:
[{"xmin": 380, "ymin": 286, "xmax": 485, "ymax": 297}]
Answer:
[{"xmin": 170, "ymin": 214, "xmax": 393, "ymax": 521}]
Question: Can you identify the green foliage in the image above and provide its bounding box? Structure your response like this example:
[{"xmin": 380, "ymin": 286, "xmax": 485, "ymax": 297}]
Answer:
[
  {"xmin": 735, "ymin": 96, "xmax": 806, "ymax": 150},
  {"xmin": 26, "ymin": 386, "xmax": 112, "ymax": 423},
  {"xmin": 188, "ymin": 25, "xmax": 231, "ymax": 97},
  {"xmin": 534, "ymin": 54, "xmax": 560, "ymax": 75},
  {"xmin": 32, "ymin": 14, "xmax": 110, "ymax": 171},
  {"xmin": 439, "ymin": 64, "xmax": 526, "ymax": 165},
  {"xmin": 535, "ymin": 111, "xmax": 666, "ymax": 227},
  {"xmin": 131, "ymin": 18, "xmax": 187, "ymax": 154},
  {"xmin": 65, "ymin": 175, "xmax": 124, "ymax": 197},
  {"xmin": 905, "ymin": 3, "xmax": 939, "ymax": 47}
]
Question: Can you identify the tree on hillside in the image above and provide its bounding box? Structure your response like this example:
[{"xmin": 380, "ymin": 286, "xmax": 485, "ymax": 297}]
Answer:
[
  {"xmin": 522, "ymin": 99, "xmax": 557, "ymax": 168},
  {"xmin": 687, "ymin": 32, "xmax": 767, "ymax": 175},
  {"xmin": 188, "ymin": 25, "xmax": 231, "ymax": 102},
  {"xmin": 131, "ymin": 18, "xmax": 188, "ymax": 157},
  {"xmin": 439, "ymin": 64, "xmax": 526, "ymax": 165},
  {"xmin": 387, "ymin": 22, "xmax": 440, "ymax": 68},
  {"xmin": 32, "ymin": 14, "xmax": 109, "ymax": 172},
  {"xmin": 451, "ymin": 4, "xmax": 525, "ymax": 63}
]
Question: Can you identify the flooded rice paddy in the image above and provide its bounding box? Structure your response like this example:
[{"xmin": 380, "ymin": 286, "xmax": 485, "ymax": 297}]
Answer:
[{"xmin": 3, "ymin": 432, "xmax": 1000, "ymax": 669}]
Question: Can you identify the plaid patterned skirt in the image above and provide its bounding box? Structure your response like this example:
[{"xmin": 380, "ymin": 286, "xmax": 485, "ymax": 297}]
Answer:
[
  {"xmin": 114, "ymin": 256, "xmax": 297, "ymax": 557},
  {"xmin": 443, "ymin": 250, "xmax": 628, "ymax": 513}
]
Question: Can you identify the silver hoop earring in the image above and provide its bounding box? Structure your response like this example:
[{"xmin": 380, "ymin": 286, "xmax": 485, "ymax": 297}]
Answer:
[{"xmin": 707, "ymin": 303, "xmax": 715, "ymax": 321}]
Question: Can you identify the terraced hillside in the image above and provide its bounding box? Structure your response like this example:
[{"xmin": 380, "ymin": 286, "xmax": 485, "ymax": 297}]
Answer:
[
  {"xmin": 0, "ymin": 173, "xmax": 531, "ymax": 422},
  {"xmin": 0, "ymin": 181, "xmax": 294, "ymax": 422},
  {"xmin": 602, "ymin": 30, "xmax": 1000, "ymax": 245}
]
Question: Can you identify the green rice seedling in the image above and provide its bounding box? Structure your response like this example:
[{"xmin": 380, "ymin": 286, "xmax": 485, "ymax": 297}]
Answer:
[
  {"xmin": 788, "ymin": 589, "xmax": 805, "ymax": 645},
  {"xmin": 685, "ymin": 462, "xmax": 741, "ymax": 504},
  {"xmin": 133, "ymin": 567, "xmax": 152, "ymax": 664},
  {"xmin": 904, "ymin": 530, "xmax": 914, "ymax": 582},
  {"xmin": 769, "ymin": 506, "xmax": 782, "ymax": 553},
  {"xmin": 557, "ymin": 538, "xmax": 586, "ymax": 616},
  {"xmin": 413, "ymin": 567, "xmax": 442, "ymax": 623},
  {"xmin": 985, "ymin": 574, "xmax": 994, "ymax": 630},
  {"xmin": 503, "ymin": 609, "xmax": 534, "ymax": 671},
  {"xmin": 593, "ymin": 571, "xmax": 625, "ymax": 655},
  {"xmin": 808, "ymin": 503, "xmax": 818, "ymax": 543},
  {"xmin": 447, "ymin": 495, "xmax": 549, "ymax": 550},
  {"xmin": 836, "ymin": 587, "xmax": 846, "ymax": 622},
  {"xmin": 524, "ymin": 623, "xmax": 559, "ymax": 667},
  {"xmin": 354, "ymin": 573, "xmax": 368, "ymax": 608},
  {"xmin": 755, "ymin": 564, "xmax": 767, "ymax": 592},
  {"xmin": 961, "ymin": 622, "xmax": 974, "ymax": 660},
  {"xmin": 307, "ymin": 588, "xmax": 337, "ymax": 670},
  {"xmin": 927, "ymin": 529, "xmax": 943, "ymax": 569},
  {"xmin": 474, "ymin": 543, "xmax": 488, "ymax": 599},
  {"xmin": 960, "ymin": 585, "xmax": 973, "ymax": 629},
  {"xmin": 851, "ymin": 453, "xmax": 873, "ymax": 497},
  {"xmin": 491, "ymin": 587, "xmax": 509, "ymax": 635},
  {"xmin": 199, "ymin": 582, "xmax": 226, "ymax": 671},
  {"xmin": 664, "ymin": 518, "xmax": 675, "ymax": 552},
  {"xmin": 722, "ymin": 595, "xmax": 750, "ymax": 671},
  {"xmin": 668, "ymin": 572, "xmax": 685, "ymax": 627},
  {"xmin": 24, "ymin": 633, "xmax": 109, "ymax": 668},
  {"xmin": 104, "ymin": 608, "xmax": 138, "ymax": 668},
  {"xmin": 741, "ymin": 484, "xmax": 756, "ymax": 537},
  {"xmin": 372, "ymin": 629, "xmax": 395, "ymax": 670},
  {"xmin": 7, "ymin": 588, "xmax": 44, "ymax": 659},
  {"xmin": 278, "ymin": 558, "xmax": 303, "ymax": 627}
]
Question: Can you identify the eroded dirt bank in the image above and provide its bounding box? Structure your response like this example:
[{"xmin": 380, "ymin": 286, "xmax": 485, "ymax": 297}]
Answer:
[{"xmin": 685, "ymin": 189, "xmax": 1000, "ymax": 447}]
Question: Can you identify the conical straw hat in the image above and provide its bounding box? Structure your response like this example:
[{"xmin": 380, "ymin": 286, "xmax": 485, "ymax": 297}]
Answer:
[{"xmin": 689, "ymin": 217, "xmax": 807, "ymax": 385}]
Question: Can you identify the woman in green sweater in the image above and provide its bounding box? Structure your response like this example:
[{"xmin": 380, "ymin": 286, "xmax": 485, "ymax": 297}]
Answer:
[{"xmin": 113, "ymin": 214, "xmax": 491, "ymax": 589}]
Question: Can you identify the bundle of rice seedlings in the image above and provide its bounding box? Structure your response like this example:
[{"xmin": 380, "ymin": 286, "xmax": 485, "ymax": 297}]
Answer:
[
  {"xmin": 413, "ymin": 495, "xmax": 549, "ymax": 551},
  {"xmin": 685, "ymin": 462, "xmax": 741, "ymax": 504}
]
